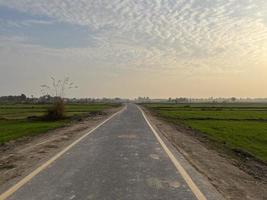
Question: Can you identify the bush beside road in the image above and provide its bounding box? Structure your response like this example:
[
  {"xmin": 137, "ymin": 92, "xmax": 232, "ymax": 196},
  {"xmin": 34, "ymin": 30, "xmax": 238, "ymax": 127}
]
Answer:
[{"xmin": 0, "ymin": 103, "xmax": 120, "ymax": 143}]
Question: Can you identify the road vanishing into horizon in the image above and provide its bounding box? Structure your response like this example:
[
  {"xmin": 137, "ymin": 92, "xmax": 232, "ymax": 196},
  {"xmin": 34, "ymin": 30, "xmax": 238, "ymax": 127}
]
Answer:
[{"xmin": 2, "ymin": 104, "xmax": 222, "ymax": 200}]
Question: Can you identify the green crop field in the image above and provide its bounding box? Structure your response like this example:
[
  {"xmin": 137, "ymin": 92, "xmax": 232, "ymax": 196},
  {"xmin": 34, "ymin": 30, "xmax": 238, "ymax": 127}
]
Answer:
[
  {"xmin": 0, "ymin": 103, "xmax": 120, "ymax": 143},
  {"xmin": 144, "ymin": 103, "xmax": 267, "ymax": 162}
]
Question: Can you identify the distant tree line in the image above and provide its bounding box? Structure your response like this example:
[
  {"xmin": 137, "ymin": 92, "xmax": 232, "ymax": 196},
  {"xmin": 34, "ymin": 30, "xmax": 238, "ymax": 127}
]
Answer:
[
  {"xmin": 0, "ymin": 94, "xmax": 28, "ymax": 103},
  {"xmin": 0, "ymin": 94, "xmax": 127, "ymax": 104},
  {"xmin": 0, "ymin": 94, "xmax": 59, "ymax": 104}
]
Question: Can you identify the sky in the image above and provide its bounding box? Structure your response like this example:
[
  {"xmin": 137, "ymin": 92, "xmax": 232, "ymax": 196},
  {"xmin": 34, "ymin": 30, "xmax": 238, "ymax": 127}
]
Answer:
[{"xmin": 0, "ymin": 0, "xmax": 267, "ymax": 99}]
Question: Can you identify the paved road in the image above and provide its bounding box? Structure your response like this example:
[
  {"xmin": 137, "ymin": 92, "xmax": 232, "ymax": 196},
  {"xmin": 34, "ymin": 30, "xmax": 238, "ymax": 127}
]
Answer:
[{"xmin": 5, "ymin": 104, "xmax": 216, "ymax": 200}]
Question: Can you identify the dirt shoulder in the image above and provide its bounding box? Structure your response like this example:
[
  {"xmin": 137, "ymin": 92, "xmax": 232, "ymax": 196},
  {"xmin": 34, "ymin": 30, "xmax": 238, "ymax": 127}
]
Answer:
[
  {"xmin": 0, "ymin": 106, "xmax": 122, "ymax": 193},
  {"xmin": 143, "ymin": 107, "xmax": 267, "ymax": 200}
]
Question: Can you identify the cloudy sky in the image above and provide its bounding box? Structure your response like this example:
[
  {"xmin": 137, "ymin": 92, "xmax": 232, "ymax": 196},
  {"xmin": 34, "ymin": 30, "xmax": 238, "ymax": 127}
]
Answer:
[{"xmin": 0, "ymin": 0, "xmax": 267, "ymax": 98}]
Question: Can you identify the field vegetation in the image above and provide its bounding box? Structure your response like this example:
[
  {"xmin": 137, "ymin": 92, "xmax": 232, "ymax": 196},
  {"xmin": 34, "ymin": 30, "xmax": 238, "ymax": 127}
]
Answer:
[
  {"xmin": 144, "ymin": 103, "xmax": 267, "ymax": 162},
  {"xmin": 0, "ymin": 103, "xmax": 120, "ymax": 143}
]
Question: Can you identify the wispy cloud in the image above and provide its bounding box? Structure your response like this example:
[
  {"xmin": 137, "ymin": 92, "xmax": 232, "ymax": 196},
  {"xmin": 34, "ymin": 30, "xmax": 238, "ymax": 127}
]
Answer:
[
  {"xmin": 0, "ymin": 0, "xmax": 267, "ymax": 98},
  {"xmin": 0, "ymin": 0, "xmax": 267, "ymax": 71}
]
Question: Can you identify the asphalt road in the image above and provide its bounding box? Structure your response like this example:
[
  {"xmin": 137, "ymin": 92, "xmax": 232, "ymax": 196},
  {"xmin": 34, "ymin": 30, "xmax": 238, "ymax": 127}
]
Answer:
[{"xmin": 4, "ymin": 104, "xmax": 220, "ymax": 200}]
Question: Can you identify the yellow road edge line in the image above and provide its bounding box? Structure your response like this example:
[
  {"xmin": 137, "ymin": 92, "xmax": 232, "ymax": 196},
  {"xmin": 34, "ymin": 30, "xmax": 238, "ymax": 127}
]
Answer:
[
  {"xmin": 138, "ymin": 106, "xmax": 207, "ymax": 200},
  {"xmin": 0, "ymin": 106, "xmax": 126, "ymax": 200}
]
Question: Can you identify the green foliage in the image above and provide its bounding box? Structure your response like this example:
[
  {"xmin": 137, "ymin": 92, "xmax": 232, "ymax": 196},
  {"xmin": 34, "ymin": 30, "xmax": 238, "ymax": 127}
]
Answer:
[
  {"xmin": 45, "ymin": 99, "xmax": 65, "ymax": 120},
  {"xmin": 0, "ymin": 103, "xmax": 118, "ymax": 119},
  {"xmin": 0, "ymin": 120, "xmax": 65, "ymax": 143},
  {"xmin": 145, "ymin": 103, "xmax": 267, "ymax": 162},
  {"xmin": 0, "ymin": 103, "xmax": 119, "ymax": 143},
  {"xmin": 186, "ymin": 120, "xmax": 267, "ymax": 161}
]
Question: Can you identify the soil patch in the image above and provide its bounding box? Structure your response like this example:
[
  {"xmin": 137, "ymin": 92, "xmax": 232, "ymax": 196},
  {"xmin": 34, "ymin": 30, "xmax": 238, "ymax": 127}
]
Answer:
[
  {"xmin": 0, "ymin": 106, "xmax": 121, "ymax": 193},
  {"xmin": 143, "ymin": 107, "xmax": 267, "ymax": 200}
]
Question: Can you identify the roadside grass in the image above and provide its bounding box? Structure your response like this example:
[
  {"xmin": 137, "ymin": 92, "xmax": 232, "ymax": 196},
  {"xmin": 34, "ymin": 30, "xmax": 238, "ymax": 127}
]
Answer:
[
  {"xmin": 157, "ymin": 110, "xmax": 267, "ymax": 120},
  {"xmin": 185, "ymin": 120, "xmax": 267, "ymax": 161},
  {"xmin": 146, "ymin": 102, "xmax": 267, "ymax": 108},
  {"xmin": 0, "ymin": 120, "xmax": 66, "ymax": 143},
  {"xmin": 144, "ymin": 103, "xmax": 267, "ymax": 162},
  {"xmin": 0, "ymin": 103, "xmax": 120, "ymax": 143}
]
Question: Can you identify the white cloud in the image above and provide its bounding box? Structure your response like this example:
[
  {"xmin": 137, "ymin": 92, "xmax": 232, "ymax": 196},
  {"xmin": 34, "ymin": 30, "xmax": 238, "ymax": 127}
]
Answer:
[{"xmin": 0, "ymin": 0, "xmax": 267, "ymax": 72}]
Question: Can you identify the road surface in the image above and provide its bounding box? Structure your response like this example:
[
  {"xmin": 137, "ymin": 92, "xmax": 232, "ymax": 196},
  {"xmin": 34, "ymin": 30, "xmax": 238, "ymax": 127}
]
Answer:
[{"xmin": 2, "ymin": 104, "xmax": 222, "ymax": 200}]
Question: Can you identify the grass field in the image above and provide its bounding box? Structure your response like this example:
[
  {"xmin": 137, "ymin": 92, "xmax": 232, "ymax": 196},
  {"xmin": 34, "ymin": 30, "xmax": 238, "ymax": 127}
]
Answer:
[
  {"xmin": 144, "ymin": 103, "xmax": 267, "ymax": 162},
  {"xmin": 0, "ymin": 103, "xmax": 120, "ymax": 143}
]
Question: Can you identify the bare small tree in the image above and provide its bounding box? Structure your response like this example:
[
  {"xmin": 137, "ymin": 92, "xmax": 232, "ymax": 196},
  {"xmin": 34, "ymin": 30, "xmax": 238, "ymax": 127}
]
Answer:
[
  {"xmin": 40, "ymin": 77, "xmax": 77, "ymax": 98},
  {"xmin": 40, "ymin": 77, "xmax": 78, "ymax": 120}
]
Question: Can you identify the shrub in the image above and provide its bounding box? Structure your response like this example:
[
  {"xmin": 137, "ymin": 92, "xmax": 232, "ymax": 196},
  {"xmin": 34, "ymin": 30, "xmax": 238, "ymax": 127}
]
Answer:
[
  {"xmin": 40, "ymin": 77, "xmax": 77, "ymax": 121},
  {"xmin": 45, "ymin": 98, "xmax": 65, "ymax": 120}
]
